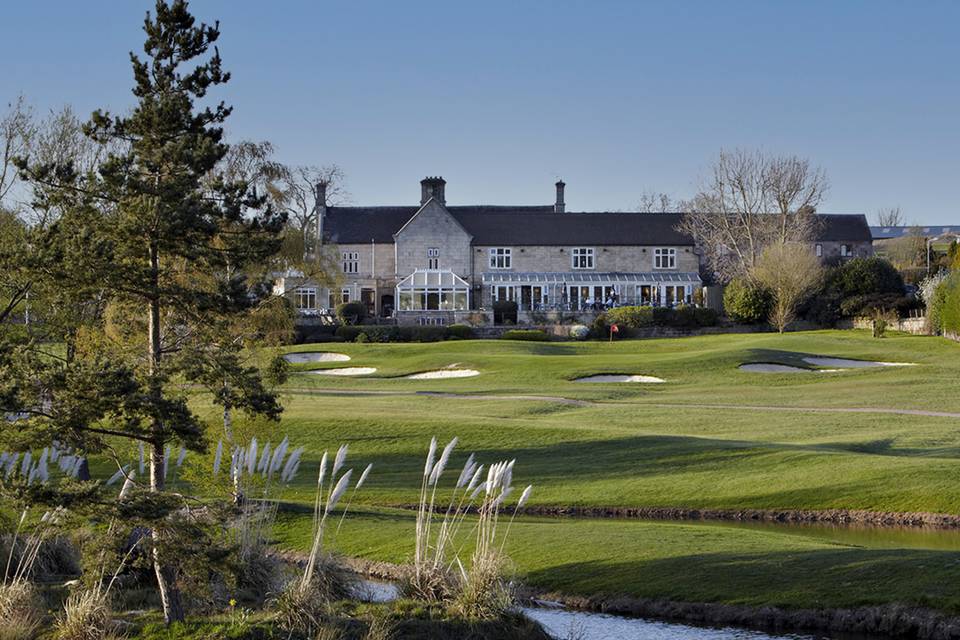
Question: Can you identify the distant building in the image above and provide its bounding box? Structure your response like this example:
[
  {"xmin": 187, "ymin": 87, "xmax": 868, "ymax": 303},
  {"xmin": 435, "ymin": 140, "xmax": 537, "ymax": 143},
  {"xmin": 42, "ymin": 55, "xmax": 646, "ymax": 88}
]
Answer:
[
  {"xmin": 870, "ymin": 225, "xmax": 960, "ymax": 241},
  {"xmin": 276, "ymin": 176, "xmax": 873, "ymax": 325}
]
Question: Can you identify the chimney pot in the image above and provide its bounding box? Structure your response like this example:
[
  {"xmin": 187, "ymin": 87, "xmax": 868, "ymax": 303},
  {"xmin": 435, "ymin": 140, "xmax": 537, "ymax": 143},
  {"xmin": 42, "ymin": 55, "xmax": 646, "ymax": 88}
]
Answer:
[
  {"xmin": 554, "ymin": 179, "xmax": 566, "ymax": 213},
  {"xmin": 420, "ymin": 176, "xmax": 446, "ymax": 205}
]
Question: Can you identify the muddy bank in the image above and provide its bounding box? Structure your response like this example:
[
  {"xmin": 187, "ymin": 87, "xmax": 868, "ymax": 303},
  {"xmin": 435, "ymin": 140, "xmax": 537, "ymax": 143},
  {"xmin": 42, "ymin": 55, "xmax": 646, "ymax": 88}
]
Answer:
[
  {"xmin": 341, "ymin": 556, "xmax": 960, "ymax": 639},
  {"xmin": 517, "ymin": 505, "xmax": 960, "ymax": 529}
]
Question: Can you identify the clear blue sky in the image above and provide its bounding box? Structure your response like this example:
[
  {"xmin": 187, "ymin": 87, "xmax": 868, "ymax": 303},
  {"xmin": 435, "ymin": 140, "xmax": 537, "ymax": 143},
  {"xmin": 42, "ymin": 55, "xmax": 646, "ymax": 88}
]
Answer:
[{"xmin": 3, "ymin": 1, "xmax": 958, "ymax": 222}]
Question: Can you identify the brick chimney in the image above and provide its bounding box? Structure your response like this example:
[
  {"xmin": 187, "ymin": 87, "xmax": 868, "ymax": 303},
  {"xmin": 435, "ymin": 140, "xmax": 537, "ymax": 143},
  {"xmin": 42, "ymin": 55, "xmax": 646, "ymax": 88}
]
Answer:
[
  {"xmin": 554, "ymin": 180, "xmax": 566, "ymax": 213},
  {"xmin": 420, "ymin": 176, "xmax": 446, "ymax": 205}
]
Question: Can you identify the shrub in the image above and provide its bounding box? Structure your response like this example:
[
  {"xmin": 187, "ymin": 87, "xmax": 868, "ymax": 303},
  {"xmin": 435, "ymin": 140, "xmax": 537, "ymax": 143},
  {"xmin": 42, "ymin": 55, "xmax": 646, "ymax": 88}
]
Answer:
[
  {"xmin": 839, "ymin": 293, "xmax": 914, "ymax": 318},
  {"xmin": 606, "ymin": 306, "xmax": 654, "ymax": 329},
  {"xmin": 941, "ymin": 273, "xmax": 960, "ymax": 336},
  {"xmin": 446, "ymin": 324, "xmax": 474, "ymax": 339},
  {"xmin": 590, "ymin": 312, "xmax": 608, "ymax": 338},
  {"xmin": 355, "ymin": 332, "xmax": 370, "ymax": 343},
  {"xmin": 568, "ymin": 324, "xmax": 590, "ymax": 340},
  {"xmin": 335, "ymin": 301, "xmax": 366, "ymax": 325},
  {"xmin": 830, "ymin": 257, "xmax": 905, "ymax": 299},
  {"xmin": 500, "ymin": 329, "xmax": 550, "ymax": 342},
  {"xmin": 723, "ymin": 278, "xmax": 772, "ymax": 323},
  {"xmin": 492, "ymin": 301, "xmax": 518, "ymax": 325}
]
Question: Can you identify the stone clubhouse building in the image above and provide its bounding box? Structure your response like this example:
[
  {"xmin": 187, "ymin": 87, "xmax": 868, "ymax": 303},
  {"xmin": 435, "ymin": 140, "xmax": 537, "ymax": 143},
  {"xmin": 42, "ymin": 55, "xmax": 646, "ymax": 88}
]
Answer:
[{"xmin": 274, "ymin": 177, "xmax": 873, "ymax": 325}]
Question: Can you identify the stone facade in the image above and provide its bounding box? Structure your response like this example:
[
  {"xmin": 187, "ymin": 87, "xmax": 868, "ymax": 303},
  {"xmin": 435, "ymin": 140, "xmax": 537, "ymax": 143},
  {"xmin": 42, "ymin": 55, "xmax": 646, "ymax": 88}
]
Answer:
[
  {"xmin": 815, "ymin": 239, "xmax": 873, "ymax": 264},
  {"xmin": 394, "ymin": 200, "xmax": 473, "ymax": 278},
  {"xmin": 472, "ymin": 244, "xmax": 699, "ymax": 274}
]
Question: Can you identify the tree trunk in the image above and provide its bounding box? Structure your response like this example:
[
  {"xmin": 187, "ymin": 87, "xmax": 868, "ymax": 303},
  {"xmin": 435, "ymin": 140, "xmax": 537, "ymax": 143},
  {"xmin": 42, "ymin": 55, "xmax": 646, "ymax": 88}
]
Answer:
[{"xmin": 147, "ymin": 245, "xmax": 185, "ymax": 624}]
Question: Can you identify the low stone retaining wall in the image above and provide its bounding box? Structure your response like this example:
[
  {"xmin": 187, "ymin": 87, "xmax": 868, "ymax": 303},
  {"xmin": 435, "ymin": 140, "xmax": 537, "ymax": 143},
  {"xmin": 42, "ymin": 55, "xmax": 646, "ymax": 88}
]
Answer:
[{"xmin": 851, "ymin": 316, "xmax": 930, "ymax": 335}]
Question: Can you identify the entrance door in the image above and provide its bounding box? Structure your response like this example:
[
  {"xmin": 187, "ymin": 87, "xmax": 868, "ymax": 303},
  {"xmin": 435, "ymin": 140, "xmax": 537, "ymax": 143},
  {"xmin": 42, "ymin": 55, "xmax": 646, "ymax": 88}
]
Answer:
[
  {"xmin": 568, "ymin": 286, "xmax": 579, "ymax": 309},
  {"xmin": 380, "ymin": 294, "xmax": 394, "ymax": 317},
  {"xmin": 520, "ymin": 286, "xmax": 533, "ymax": 310},
  {"xmin": 361, "ymin": 288, "xmax": 375, "ymax": 316}
]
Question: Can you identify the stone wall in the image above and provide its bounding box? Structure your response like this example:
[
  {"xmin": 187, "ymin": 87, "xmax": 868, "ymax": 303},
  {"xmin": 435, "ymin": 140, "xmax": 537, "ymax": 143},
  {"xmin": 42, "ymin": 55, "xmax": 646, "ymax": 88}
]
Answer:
[
  {"xmin": 851, "ymin": 316, "xmax": 929, "ymax": 335},
  {"xmin": 816, "ymin": 240, "xmax": 873, "ymax": 262}
]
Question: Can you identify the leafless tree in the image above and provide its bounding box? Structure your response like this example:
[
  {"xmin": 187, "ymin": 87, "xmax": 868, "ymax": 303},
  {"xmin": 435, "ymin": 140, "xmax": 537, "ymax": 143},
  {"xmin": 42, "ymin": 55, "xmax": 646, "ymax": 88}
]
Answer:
[
  {"xmin": 751, "ymin": 243, "xmax": 823, "ymax": 333},
  {"xmin": 876, "ymin": 206, "xmax": 903, "ymax": 227},
  {"xmin": 277, "ymin": 164, "xmax": 348, "ymax": 239},
  {"xmin": 0, "ymin": 96, "xmax": 36, "ymax": 213},
  {"xmin": 678, "ymin": 149, "xmax": 828, "ymax": 281},
  {"xmin": 634, "ymin": 191, "xmax": 680, "ymax": 213}
]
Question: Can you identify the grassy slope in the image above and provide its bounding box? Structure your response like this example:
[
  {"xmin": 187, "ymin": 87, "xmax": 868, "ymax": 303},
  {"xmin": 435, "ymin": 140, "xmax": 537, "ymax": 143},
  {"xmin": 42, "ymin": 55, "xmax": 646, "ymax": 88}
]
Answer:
[{"xmin": 188, "ymin": 330, "xmax": 960, "ymax": 612}]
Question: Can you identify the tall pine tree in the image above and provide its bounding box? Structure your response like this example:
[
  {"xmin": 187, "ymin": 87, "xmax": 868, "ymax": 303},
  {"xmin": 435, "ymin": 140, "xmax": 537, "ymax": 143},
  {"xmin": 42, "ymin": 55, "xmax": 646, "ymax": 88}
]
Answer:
[{"xmin": 11, "ymin": 0, "xmax": 286, "ymax": 622}]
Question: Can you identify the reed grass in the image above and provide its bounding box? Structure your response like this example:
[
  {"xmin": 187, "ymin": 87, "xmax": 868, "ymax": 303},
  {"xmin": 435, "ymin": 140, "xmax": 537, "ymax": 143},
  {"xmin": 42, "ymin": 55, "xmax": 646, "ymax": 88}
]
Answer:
[{"xmin": 406, "ymin": 436, "xmax": 533, "ymax": 618}]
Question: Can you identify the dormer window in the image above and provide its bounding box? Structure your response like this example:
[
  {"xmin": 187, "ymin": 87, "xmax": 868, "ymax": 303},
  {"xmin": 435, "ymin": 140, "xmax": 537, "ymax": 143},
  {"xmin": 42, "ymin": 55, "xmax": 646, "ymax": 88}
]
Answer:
[
  {"xmin": 654, "ymin": 247, "xmax": 676, "ymax": 269},
  {"xmin": 572, "ymin": 247, "xmax": 594, "ymax": 269},
  {"xmin": 489, "ymin": 247, "xmax": 512, "ymax": 269}
]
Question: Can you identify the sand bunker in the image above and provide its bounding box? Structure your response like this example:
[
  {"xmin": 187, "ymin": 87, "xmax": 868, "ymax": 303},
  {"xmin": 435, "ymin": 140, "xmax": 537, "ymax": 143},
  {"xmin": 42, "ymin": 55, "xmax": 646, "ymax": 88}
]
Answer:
[
  {"xmin": 575, "ymin": 374, "xmax": 665, "ymax": 383},
  {"xmin": 283, "ymin": 352, "xmax": 351, "ymax": 364},
  {"xmin": 802, "ymin": 357, "xmax": 916, "ymax": 368},
  {"xmin": 406, "ymin": 369, "xmax": 480, "ymax": 380},
  {"xmin": 306, "ymin": 367, "xmax": 376, "ymax": 376},
  {"xmin": 739, "ymin": 364, "xmax": 816, "ymax": 374}
]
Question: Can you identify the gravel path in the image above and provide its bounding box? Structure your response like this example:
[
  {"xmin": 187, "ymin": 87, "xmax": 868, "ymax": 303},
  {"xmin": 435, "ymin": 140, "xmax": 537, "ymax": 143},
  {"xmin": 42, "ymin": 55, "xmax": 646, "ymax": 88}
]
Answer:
[{"xmin": 285, "ymin": 388, "xmax": 960, "ymax": 418}]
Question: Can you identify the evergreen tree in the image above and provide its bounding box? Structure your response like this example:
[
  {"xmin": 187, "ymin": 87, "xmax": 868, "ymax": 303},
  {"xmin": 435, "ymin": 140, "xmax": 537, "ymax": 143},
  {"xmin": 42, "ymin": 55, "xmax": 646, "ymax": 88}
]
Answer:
[{"xmin": 8, "ymin": 0, "xmax": 285, "ymax": 622}]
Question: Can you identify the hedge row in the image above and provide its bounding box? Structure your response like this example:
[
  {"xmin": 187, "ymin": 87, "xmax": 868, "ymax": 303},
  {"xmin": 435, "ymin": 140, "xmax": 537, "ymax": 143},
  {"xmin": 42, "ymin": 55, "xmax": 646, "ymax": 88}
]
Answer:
[
  {"xmin": 335, "ymin": 324, "xmax": 474, "ymax": 343},
  {"xmin": 500, "ymin": 329, "xmax": 551, "ymax": 342},
  {"xmin": 603, "ymin": 305, "xmax": 719, "ymax": 330}
]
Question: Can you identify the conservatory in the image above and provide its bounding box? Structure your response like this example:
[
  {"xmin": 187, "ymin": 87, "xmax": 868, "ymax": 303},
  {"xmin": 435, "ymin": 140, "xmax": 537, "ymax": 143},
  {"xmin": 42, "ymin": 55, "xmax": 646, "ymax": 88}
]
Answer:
[{"xmin": 396, "ymin": 269, "xmax": 470, "ymax": 311}]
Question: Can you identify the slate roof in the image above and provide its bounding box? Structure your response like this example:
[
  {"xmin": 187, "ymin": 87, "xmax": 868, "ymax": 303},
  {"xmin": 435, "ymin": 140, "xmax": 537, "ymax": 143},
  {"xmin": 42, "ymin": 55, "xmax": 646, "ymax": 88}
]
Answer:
[
  {"xmin": 870, "ymin": 225, "xmax": 960, "ymax": 240},
  {"xmin": 813, "ymin": 214, "xmax": 873, "ymax": 243},
  {"xmin": 324, "ymin": 204, "xmax": 871, "ymax": 246},
  {"xmin": 324, "ymin": 205, "xmax": 694, "ymax": 246}
]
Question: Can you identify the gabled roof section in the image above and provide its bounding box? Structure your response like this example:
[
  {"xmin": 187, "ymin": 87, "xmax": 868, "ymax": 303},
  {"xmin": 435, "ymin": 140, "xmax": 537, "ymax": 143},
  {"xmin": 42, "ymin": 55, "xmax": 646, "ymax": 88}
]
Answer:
[
  {"xmin": 813, "ymin": 214, "xmax": 872, "ymax": 242},
  {"xmin": 393, "ymin": 198, "xmax": 473, "ymax": 241}
]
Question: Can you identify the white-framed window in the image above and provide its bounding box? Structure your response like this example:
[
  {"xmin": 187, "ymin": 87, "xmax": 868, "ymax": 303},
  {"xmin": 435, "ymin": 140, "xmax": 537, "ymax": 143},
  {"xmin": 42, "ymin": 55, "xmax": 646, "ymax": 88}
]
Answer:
[
  {"xmin": 295, "ymin": 287, "xmax": 316, "ymax": 310},
  {"xmin": 342, "ymin": 251, "xmax": 359, "ymax": 274},
  {"xmin": 427, "ymin": 247, "xmax": 440, "ymax": 269},
  {"xmin": 840, "ymin": 244, "xmax": 851, "ymax": 257},
  {"xmin": 571, "ymin": 247, "xmax": 594, "ymax": 269},
  {"xmin": 815, "ymin": 244, "xmax": 823, "ymax": 257},
  {"xmin": 341, "ymin": 288, "xmax": 351, "ymax": 303},
  {"xmin": 654, "ymin": 247, "xmax": 676, "ymax": 269},
  {"xmin": 488, "ymin": 247, "xmax": 512, "ymax": 269}
]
